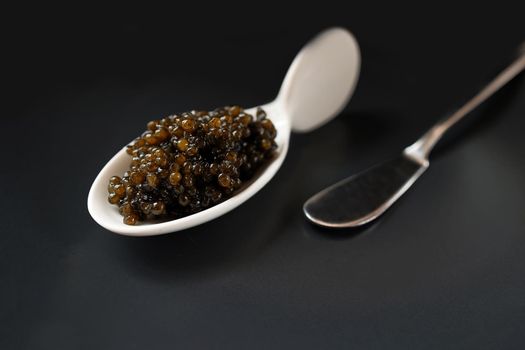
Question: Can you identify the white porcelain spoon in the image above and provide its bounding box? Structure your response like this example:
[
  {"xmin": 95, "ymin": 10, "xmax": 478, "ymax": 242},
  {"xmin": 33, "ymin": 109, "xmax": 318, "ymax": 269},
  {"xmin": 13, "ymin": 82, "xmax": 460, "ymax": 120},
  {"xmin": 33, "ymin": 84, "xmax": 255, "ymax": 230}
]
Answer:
[{"xmin": 87, "ymin": 27, "xmax": 361, "ymax": 236}]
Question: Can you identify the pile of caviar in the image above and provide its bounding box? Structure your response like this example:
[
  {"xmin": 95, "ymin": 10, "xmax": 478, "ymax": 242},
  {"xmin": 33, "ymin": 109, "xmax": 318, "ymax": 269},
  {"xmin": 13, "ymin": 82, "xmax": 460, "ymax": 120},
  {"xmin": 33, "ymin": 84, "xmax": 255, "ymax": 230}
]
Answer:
[{"xmin": 107, "ymin": 106, "xmax": 277, "ymax": 225}]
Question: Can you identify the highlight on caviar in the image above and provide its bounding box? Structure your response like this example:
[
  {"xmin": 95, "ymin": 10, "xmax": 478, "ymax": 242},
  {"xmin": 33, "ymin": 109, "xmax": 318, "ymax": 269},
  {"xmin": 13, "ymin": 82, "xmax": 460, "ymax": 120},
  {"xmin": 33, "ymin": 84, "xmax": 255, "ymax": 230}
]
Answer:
[{"xmin": 106, "ymin": 106, "xmax": 277, "ymax": 225}]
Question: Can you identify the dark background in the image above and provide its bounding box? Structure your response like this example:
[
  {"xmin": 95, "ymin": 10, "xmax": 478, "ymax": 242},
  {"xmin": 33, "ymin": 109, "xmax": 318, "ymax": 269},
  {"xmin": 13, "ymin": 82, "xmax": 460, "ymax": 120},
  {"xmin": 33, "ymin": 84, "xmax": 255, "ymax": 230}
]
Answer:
[{"xmin": 2, "ymin": 4, "xmax": 525, "ymax": 349}]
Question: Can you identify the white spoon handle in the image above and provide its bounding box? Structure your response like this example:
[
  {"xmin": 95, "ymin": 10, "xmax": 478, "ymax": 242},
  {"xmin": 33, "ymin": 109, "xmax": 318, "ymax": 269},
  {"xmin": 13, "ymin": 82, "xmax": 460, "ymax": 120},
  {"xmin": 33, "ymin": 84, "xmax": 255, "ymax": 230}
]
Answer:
[
  {"xmin": 277, "ymin": 28, "xmax": 360, "ymax": 132},
  {"xmin": 405, "ymin": 48, "xmax": 525, "ymax": 162}
]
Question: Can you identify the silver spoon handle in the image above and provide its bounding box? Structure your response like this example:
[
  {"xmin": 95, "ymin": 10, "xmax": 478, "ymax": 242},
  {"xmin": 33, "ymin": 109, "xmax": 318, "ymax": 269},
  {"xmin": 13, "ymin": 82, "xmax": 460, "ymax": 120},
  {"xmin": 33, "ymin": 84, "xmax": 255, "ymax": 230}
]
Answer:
[{"xmin": 405, "ymin": 48, "xmax": 525, "ymax": 162}]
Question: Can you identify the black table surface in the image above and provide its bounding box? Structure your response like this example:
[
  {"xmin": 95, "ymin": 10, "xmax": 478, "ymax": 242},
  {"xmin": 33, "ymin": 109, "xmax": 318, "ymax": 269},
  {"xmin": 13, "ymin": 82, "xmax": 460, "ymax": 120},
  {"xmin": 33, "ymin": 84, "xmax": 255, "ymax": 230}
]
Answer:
[{"xmin": 3, "ymin": 6, "xmax": 525, "ymax": 349}]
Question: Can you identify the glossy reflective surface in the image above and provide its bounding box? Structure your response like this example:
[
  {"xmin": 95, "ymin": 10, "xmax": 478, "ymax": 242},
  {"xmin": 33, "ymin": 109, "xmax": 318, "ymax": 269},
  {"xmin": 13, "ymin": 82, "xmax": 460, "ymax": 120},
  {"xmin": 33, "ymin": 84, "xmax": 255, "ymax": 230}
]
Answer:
[
  {"xmin": 304, "ymin": 51, "xmax": 525, "ymax": 228},
  {"xmin": 304, "ymin": 154, "xmax": 427, "ymax": 227},
  {"xmin": 3, "ymin": 9, "xmax": 525, "ymax": 349}
]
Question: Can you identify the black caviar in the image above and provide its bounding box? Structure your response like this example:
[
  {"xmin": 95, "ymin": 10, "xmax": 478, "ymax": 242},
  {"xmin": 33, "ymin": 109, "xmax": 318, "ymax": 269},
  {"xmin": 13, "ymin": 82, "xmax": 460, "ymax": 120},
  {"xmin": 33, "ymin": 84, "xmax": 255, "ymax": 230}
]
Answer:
[{"xmin": 107, "ymin": 106, "xmax": 277, "ymax": 225}]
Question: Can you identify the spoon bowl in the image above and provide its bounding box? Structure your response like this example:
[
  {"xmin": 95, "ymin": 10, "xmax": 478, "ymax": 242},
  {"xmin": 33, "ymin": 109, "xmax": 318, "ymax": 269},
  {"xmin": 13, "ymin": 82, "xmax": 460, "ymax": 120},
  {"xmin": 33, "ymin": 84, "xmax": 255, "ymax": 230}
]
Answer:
[{"xmin": 88, "ymin": 27, "xmax": 360, "ymax": 236}]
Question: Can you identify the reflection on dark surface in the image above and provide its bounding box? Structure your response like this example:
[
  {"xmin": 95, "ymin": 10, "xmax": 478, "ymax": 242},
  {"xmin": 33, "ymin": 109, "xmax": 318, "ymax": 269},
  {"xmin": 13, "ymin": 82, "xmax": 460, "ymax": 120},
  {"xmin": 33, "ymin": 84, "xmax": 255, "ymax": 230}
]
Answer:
[
  {"xmin": 113, "ymin": 197, "xmax": 288, "ymax": 281},
  {"xmin": 302, "ymin": 216, "xmax": 383, "ymax": 241}
]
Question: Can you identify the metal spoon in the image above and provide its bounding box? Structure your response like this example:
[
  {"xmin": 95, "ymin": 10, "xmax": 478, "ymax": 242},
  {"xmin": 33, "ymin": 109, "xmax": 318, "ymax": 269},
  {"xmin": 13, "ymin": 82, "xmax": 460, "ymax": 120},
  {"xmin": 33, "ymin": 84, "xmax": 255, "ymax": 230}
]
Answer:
[
  {"xmin": 88, "ymin": 27, "xmax": 361, "ymax": 236},
  {"xmin": 304, "ymin": 44, "xmax": 525, "ymax": 228}
]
